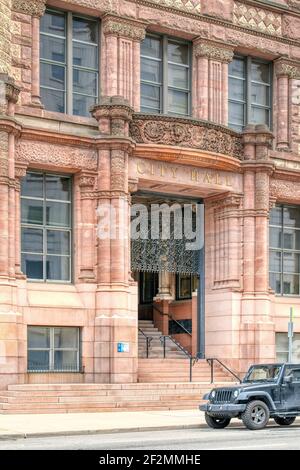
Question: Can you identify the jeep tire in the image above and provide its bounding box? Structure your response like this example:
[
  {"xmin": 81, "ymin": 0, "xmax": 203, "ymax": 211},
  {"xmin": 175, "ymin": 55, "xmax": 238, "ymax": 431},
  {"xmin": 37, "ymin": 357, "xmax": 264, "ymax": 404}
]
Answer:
[
  {"xmin": 241, "ymin": 400, "xmax": 270, "ymax": 430},
  {"xmin": 274, "ymin": 416, "xmax": 296, "ymax": 426},
  {"xmin": 205, "ymin": 413, "xmax": 231, "ymax": 429}
]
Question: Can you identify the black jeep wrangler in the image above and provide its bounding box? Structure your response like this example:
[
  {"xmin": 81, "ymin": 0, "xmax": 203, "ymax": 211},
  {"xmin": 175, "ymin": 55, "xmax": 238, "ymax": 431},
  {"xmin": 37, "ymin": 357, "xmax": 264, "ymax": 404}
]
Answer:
[{"xmin": 200, "ymin": 363, "xmax": 300, "ymax": 430}]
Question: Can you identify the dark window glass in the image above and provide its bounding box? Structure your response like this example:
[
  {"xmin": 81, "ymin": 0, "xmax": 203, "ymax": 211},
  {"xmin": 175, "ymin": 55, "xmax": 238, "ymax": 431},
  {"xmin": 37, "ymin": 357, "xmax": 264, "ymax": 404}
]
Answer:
[
  {"xmin": 27, "ymin": 327, "xmax": 79, "ymax": 372},
  {"xmin": 40, "ymin": 10, "xmax": 98, "ymax": 116},
  {"xmin": 269, "ymin": 205, "xmax": 300, "ymax": 296},
  {"xmin": 141, "ymin": 35, "xmax": 190, "ymax": 116},
  {"xmin": 228, "ymin": 56, "xmax": 271, "ymax": 132},
  {"xmin": 176, "ymin": 274, "xmax": 192, "ymax": 300},
  {"xmin": 21, "ymin": 173, "xmax": 72, "ymax": 282}
]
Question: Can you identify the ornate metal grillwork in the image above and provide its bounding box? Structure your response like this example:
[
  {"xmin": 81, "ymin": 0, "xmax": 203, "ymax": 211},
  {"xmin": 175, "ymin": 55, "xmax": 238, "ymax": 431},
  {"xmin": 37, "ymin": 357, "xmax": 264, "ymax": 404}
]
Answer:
[{"xmin": 130, "ymin": 203, "xmax": 201, "ymax": 274}]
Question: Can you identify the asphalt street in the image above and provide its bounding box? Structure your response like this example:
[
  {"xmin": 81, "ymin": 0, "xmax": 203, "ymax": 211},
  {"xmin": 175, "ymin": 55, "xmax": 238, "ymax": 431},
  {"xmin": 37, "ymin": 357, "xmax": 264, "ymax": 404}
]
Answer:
[{"xmin": 0, "ymin": 421, "xmax": 300, "ymax": 450}]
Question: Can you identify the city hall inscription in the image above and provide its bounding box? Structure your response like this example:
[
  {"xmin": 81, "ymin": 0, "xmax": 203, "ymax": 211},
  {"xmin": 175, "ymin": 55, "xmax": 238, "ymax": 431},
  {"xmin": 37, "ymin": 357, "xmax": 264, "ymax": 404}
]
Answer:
[{"xmin": 129, "ymin": 157, "xmax": 242, "ymax": 192}]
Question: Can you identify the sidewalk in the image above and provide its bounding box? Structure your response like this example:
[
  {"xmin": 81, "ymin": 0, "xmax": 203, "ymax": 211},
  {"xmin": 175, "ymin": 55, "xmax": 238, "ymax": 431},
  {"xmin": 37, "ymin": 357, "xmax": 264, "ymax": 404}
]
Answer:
[
  {"xmin": 0, "ymin": 409, "xmax": 204, "ymax": 440},
  {"xmin": 1, "ymin": 411, "xmax": 298, "ymax": 440}
]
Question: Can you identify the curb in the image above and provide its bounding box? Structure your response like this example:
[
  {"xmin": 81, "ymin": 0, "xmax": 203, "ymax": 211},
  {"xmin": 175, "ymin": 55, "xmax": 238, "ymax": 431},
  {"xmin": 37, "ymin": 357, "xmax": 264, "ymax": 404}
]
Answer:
[{"xmin": 0, "ymin": 421, "xmax": 246, "ymax": 441}]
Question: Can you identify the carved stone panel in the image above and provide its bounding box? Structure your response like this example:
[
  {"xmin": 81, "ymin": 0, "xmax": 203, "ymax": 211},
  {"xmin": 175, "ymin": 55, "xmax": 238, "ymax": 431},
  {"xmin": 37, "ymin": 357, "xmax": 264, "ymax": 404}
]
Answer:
[
  {"xmin": 15, "ymin": 141, "xmax": 98, "ymax": 171},
  {"xmin": 130, "ymin": 115, "xmax": 243, "ymax": 159}
]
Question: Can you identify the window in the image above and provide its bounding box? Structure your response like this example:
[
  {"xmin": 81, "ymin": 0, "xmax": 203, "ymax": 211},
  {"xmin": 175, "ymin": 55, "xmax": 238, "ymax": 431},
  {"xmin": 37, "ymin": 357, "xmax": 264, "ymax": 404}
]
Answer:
[
  {"xmin": 27, "ymin": 326, "xmax": 80, "ymax": 372},
  {"xmin": 21, "ymin": 172, "xmax": 72, "ymax": 282},
  {"xmin": 176, "ymin": 274, "xmax": 192, "ymax": 300},
  {"xmin": 141, "ymin": 35, "xmax": 191, "ymax": 116},
  {"xmin": 228, "ymin": 56, "xmax": 272, "ymax": 131},
  {"xmin": 269, "ymin": 205, "xmax": 300, "ymax": 295},
  {"xmin": 40, "ymin": 9, "xmax": 99, "ymax": 116},
  {"xmin": 276, "ymin": 333, "xmax": 300, "ymax": 362}
]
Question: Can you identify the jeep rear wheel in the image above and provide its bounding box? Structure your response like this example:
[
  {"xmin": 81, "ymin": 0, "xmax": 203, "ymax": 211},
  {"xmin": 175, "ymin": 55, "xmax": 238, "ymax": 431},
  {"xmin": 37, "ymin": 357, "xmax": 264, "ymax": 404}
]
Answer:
[
  {"xmin": 205, "ymin": 413, "xmax": 231, "ymax": 429},
  {"xmin": 241, "ymin": 400, "xmax": 270, "ymax": 430},
  {"xmin": 274, "ymin": 417, "xmax": 296, "ymax": 426}
]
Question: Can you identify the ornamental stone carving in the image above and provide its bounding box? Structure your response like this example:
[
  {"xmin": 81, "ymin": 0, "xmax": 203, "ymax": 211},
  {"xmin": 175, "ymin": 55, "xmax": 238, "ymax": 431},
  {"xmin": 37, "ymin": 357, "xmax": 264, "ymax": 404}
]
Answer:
[
  {"xmin": 102, "ymin": 14, "xmax": 146, "ymax": 41},
  {"xmin": 130, "ymin": 115, "xmax": 243, "ymax": 160},
  {"xmin": 15, "ymin": 141, "xmax": 98, "ymax": 171},
  {"xmin": 233, "ymin": 1, "xmax": 282, "ymax": 36},
  {"xmin": 270, "ymin": 179, "xmax": 300, "ymax": 201},
  {"xmin": 275, "ymin": 58, "xmax": 300, "ymax": 79},
  {"xmin": 12, "ymin": 0, "xmax": 46, "ymax": 17},
  {"xmin": 193, "ymin": 40, "xmax": 234, "ymax": 63}
]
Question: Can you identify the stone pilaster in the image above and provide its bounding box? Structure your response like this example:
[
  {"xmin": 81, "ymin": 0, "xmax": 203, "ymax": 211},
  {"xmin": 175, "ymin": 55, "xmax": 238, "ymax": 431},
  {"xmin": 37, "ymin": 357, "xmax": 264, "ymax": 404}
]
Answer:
[
  {"xmin": 78, "ymin": 171, "xmax": 97, "ymax": 283},
  {"xmin": 101, "ymin": 15, "xmax": 147, "ymax": 111},
  {"xmin": 210, "ymin": 194, "xmax": 242, "ymax": 290},
  {"xmin": 193, "ymin": 39, "xmax": 234, "ymax": 125},
  {"xmin": 91, "ymin": 96, "xmax": 137, "ymax": 383},
  {"xmin": 12, "ymin": 0, "xmax": 46, "ymax": 108},
  {"xmin": 240, "ymin": 124, "xmax": 275, "ymax": 369},
  {"xmin": 274, "ymin": 58, "xmax": 300, "ymax": 151}
]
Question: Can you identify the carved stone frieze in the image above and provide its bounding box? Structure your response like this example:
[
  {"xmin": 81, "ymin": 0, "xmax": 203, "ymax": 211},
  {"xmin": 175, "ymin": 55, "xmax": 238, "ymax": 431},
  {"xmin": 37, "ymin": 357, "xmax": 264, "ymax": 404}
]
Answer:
[
  {"xmin": 12, "ymin": 0, "xmax": 46, "ymax": 17},
  {"xmin": 102, "ymin": 14, "xmax": 146, "ymax": 41},
  {"xmin": 233, "ymin": 1, "xmax": 282, "ymax": 36},
  {"xmin": 193, "ymin": 40, "xmax": 234, "ymax": 63},
  {"xmin": 270, "ymin": 179, "xmax": 300, "ymax": 202},
  {"xmin": 130, "ymin": 115, "xmax": 243, "ymax": 160},
  {"xmin": 15, "ymin": 141, "xmax": 98, "ymax": 171}
]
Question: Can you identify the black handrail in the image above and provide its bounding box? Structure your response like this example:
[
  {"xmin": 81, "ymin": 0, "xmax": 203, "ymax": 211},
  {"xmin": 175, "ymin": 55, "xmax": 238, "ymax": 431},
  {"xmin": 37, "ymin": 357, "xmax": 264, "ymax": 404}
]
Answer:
[
  {"xmin": 159, "ymin": 335, "xmax": 197, "ymax": 382},
  {"xmin": 138, "ymin": 328, "xmax": 153, "ymax": 358},
  {"xmin": 206, "ymin": 358, "xmax": 241, "ymax": 384},
  {"xmin": 153, "ymin": 304, "xmax": 192, "ymax": 337}
]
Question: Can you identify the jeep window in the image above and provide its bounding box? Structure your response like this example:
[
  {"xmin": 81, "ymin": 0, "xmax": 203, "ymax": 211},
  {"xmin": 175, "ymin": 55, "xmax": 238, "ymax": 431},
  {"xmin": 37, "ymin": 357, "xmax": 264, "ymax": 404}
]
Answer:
[
  {"xmin": 243, "ymin": 365, "xmax": 283, "ymax": 383},
  {"xmin": 285, "ymin": 367, "xmax": 300, "ymax": 382}
]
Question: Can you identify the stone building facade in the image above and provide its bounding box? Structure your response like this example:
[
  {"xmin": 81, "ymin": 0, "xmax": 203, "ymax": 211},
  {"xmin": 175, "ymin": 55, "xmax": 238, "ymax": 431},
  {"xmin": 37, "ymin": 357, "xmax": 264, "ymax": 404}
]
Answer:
[{"xmin": 1, "ymin": 0, "xmax": 300, "ymax": 390}]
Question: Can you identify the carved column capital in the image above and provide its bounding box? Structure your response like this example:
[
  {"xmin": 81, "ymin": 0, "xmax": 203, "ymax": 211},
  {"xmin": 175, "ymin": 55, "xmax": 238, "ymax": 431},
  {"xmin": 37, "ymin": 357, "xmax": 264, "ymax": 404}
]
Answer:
[
  {"xmin": 128, "ymin": 178, "xmax": 139, "ymax": 194},
  {"xmin": 102, "ymin": 14, "xmax": 147, "ymax": 42},
  {"xmin": 0, "ymin": 74, "xmax": 20, "ymax": 116},
  {"xmin": 91, "ymin": 95, "xmax": 133, "ymax": 137},
  {"xmin": 12, "ymin": 0, "xmax": 46, "ymax": 17},
  {"xmin": 242, "ymin": 124, "xmax": 274, "ymax": 161},
  {"xmin": 193, "ymin": 39, "xmax": 234, "ymax": 63},
  {"xmin": 274, "ymin": 58, "xmax": 300, "ymax": 79}
]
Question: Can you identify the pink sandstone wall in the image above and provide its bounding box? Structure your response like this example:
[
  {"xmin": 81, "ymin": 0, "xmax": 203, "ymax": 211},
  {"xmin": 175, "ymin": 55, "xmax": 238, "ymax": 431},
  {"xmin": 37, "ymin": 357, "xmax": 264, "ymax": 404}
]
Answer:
[{"xmin": 0, "ymin": 0, "xmax": 300, "ymax": 388}]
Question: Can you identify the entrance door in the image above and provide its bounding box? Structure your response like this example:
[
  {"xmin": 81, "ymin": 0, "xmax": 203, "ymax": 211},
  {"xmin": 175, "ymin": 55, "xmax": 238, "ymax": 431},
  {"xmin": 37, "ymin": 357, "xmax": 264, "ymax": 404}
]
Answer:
[{"xmin": 138, "ymin": 272, "xmax": 158, "ymax": 320}]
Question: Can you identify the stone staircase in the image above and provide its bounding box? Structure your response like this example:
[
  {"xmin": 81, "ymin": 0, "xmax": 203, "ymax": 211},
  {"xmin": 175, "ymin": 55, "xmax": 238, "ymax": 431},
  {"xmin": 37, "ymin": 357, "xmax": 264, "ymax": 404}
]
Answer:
[
  {"xmin": 138, "ymin": 320, "xmax": 187, "ymax": 358},
  {"xmin": 0, "ymin": 382, "xmax": 227, "ymax": 414},
  {"xmin": 138, "ymin": 320, "xmax": 236, "ymax": 383}
]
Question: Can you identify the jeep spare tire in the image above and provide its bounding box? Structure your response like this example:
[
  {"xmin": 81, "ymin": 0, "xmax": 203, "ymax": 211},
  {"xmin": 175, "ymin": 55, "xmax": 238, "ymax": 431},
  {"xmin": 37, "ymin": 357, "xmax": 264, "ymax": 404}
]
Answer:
[
  {"xmin": 274, "ymin": 416, "xmax": 296, "ymax": 426},
  {"xmin": 205, "ymin": 413, "xmax": 231, "ymax": 429},
  {"xmin": 241, "ymin": 400, "xmax": 270, "ymax": 430}
]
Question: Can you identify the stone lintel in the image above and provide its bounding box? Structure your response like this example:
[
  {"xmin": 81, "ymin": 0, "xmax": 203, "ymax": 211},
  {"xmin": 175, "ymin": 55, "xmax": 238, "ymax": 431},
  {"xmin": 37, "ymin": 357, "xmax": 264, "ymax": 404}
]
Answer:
[
  {"xmin": 193, "ymin": 38, "xmax": 234, "ymax": 63},
  {"xmin": 102, "ymin": 14, "xmax": 147, "ymax": 41}
]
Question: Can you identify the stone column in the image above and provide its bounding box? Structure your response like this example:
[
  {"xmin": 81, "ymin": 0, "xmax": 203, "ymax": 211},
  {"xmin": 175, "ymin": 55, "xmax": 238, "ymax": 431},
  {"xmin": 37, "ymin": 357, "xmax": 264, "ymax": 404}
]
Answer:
[
  {"xmin": 209, "ymin": 193, "xmax": 242, "ymax": 289},
  {"xmin": 0, "ymin": 70, "xmax": 25, "ymax": 389},
  {"xmin": 102, "ymin": 15, "xmax": 146, "ymax": 111},
  {"xmin": 240, "ymin": 124, "xmax": 275, "ymax": 372},
  {"xmin": 91, "ymin": 96, "xmax": 137, "ymax": 383},
  {"xmin": 193, "ymin": 39, "xmax": 234, "ymax": 124},
  {"xmin": 274, "ymin": 58, "xmax": 300, "ymax": 151},
  {"xmin": 11, "ymin": 0, "xmax": 46, "ymax": 107},
  {"xmin": 14, "ymin": 162, "xmax": 27, "ymax": 278},
  {"xmin": 78, "ymin": 171, "xmax": 97, "ymax": 283}
]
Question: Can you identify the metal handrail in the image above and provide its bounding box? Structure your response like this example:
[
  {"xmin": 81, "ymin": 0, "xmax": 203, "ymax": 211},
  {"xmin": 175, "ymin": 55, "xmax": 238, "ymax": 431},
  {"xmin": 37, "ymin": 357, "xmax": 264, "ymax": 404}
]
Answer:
[
  {"xmin": 153, "ymin": 304, "xmax": 192, "ymax": 337},
  {"xmin": 159, "ymin": 334, "xmax": 197, "ymax": 382},
  {"xmin": 138, "ymin": 328, "xmax": 153, "ymax": 358},
  {"xmin": 206, "ymin": 358, "xmax": 241, "ymax": 384}
]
